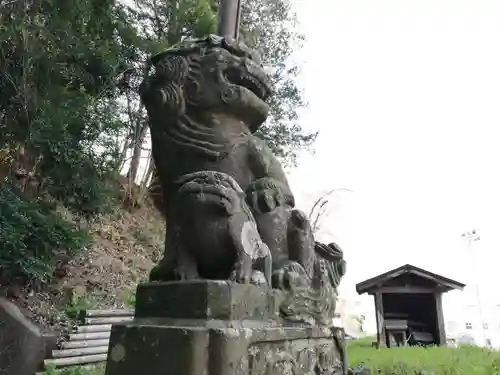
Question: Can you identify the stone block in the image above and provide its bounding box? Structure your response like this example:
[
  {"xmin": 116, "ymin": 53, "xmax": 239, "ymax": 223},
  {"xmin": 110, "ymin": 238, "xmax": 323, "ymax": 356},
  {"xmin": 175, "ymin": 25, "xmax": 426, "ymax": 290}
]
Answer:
[
  {"xmin": 0, "ymin": 298, "xmax": 48, "ymax": 375},
  {"xmin": 135, "ymin": 280, "xmax": 282, "ymax": 321},
  {"xmin": 105, "ymin": 281, "xmax": 346, "ymax": 375},
  {"xmin": 105, "ymin": 321, "xmax": 345, "ymax": 375},
  {"xmin": 106, "ymin": 324, "xmax": 209, "ymax": 375}
]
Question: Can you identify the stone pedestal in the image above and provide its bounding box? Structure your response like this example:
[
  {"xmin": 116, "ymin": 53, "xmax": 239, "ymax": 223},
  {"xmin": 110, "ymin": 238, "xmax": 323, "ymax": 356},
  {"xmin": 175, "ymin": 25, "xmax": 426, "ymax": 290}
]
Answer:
[
  {"xmin": 105, "ymin": 281, "xmax": 346, "ymax": 375},
  {"xmin": 0, "ymin": 298, "xmax": 56, "ymax": 375}
]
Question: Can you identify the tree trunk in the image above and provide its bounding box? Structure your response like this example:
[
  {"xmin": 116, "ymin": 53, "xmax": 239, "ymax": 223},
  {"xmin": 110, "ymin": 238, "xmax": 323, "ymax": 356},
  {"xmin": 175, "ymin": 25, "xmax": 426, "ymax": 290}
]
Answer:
[
  {"xmin": 126, "ymin": 135, "xmax": 141, "ymax": 184},
  {"xmin": 136, "ymin": 153, "xmax": 155, "ymax": 205},
  {"xmin": 117, "ymin": 139, "xmax": 130, "ymax": 172},
  {"xmin": 167, "ymin": 0, "xmax": 180, "ymax": 45},
  {"xmin": 125, "ymin": 59, "xmax": 152, "ymax": 183}
]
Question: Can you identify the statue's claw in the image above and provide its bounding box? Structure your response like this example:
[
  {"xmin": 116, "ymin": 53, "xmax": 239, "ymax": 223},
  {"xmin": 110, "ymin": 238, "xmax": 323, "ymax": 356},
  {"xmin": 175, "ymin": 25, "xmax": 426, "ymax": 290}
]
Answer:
[
  {"xmin": 250, "ymin": 190, "xmax": 261, "ymax": 214},
  {"xmin": 247, "ymin": 187, "xmax": 282, "ymax": 215},
  {"xmin": 229, "ymin": 252, "xmax": 254, "ymax": 284},
  {"xmin": 264, "ymin": 192, "xmax": 276, "ymax": 212},
  {"xmin": 229, "ymin": 266, "xmax": 250, "ymax": 284},
  {"xmin": 149, "ymin": 263, "xmax": 179, "ymax": 282}
]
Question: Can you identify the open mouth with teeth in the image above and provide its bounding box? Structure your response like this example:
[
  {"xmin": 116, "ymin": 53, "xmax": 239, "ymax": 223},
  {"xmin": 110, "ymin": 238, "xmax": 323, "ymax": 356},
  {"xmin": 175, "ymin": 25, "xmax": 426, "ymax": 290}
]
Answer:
[{"xmin": 224, "ymin": 68, "xmax": 270, "ymax": 101}]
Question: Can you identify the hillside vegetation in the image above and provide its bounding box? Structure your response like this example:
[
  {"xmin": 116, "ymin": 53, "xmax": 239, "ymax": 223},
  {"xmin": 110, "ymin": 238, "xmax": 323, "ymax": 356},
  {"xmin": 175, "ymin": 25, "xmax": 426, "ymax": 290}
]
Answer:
[{"xmin": 0, "ymin": 0, "xmax": 314, "ymax": 336}]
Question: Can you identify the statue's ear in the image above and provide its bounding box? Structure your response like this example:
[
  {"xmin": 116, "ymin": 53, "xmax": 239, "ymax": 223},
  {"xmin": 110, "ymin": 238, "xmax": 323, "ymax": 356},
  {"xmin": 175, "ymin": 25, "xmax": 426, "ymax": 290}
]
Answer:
[
  {"xmin": 154, "ymin": 55, "xmax": 189, "ymax": 84},
  {"xmin": 140, "ymin": 78, "xmax": 186, "ymax": 117},
  {"xmin": 140, "ymin": 55, "xmax": 188, "ymax": 116},
  {"xmin": 165, "ymin": 83, "xmax": 186, "ymax": 115}
]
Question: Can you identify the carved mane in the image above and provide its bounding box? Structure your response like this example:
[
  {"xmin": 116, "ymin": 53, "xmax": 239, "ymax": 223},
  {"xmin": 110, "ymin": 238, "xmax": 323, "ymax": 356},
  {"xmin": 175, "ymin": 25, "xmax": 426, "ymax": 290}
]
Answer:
[
  {"xmin": 140, "ymin": 37, "xmax": 251, "ymax": 160},
  {"xmin": 141, "ymin": 36, "xmax": 259, "ymax": 216}
]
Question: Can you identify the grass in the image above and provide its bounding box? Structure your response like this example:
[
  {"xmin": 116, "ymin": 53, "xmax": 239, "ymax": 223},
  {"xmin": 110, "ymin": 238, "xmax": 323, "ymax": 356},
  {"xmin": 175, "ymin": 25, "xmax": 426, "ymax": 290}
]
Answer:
[
  {"xmin": 41, "ymin": 337, "xmax": 500, "ymax": 375},
  {"xmin": 43, "ymin": 365, "xmax": 105, "ymax": 375},
  {"xmin": 348, "ymin": 336, "xmax": 500, "ymax": 374},
  {"xmin": 62, "ymin": 293, "xmax": 99, "ymax": 318}
]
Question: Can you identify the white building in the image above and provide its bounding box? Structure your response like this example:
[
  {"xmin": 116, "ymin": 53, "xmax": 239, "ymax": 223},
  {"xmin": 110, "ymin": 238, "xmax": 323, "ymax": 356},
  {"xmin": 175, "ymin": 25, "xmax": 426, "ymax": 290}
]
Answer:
[{"xmin": 444, "ymin": 288, "xmax": 500, "ymax": 348}]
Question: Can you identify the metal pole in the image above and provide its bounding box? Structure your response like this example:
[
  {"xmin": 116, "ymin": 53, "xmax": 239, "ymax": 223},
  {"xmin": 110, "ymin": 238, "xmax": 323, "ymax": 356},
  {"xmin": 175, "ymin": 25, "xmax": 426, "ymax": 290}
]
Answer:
[
  {"xmin": 217, "ymin": 0, "xmax": 242, "ymax": 40},
  {"xmin": 235, "ymin": 0, "xmax": 242, "ymax": 40},
  {"xmin": 461, "ymin": 230, "xmax": 486, "ymax": 346}
]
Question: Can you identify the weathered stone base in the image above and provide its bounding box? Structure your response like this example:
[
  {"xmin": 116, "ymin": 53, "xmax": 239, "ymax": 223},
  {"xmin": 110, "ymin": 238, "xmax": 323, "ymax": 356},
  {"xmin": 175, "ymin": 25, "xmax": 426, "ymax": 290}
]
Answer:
[
  {"xmin": 104, "ymin": 281, "xmax": 346, "ymax": 375},
  {"xmin": 0, "ymin": 297, "xmax": 57, "ymax": 375}
]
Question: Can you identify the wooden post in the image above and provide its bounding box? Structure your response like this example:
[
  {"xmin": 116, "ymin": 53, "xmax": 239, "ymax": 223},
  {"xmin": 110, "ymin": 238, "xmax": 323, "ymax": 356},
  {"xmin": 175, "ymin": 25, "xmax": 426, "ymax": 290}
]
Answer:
[
  {"xmin": 434, "ymin": 292, "xmax": 446, "ymax": 345},
  {"xmin": 374, "ymin": 292, "xmax": 385, "ymax": 347}
]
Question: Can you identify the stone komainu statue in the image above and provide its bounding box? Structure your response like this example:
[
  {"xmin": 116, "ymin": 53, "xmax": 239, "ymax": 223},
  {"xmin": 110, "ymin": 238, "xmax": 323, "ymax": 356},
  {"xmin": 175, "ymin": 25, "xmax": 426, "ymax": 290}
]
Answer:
[{"xmin": 140, "ymin": 35, "xmax": 346, "ymax": 325}]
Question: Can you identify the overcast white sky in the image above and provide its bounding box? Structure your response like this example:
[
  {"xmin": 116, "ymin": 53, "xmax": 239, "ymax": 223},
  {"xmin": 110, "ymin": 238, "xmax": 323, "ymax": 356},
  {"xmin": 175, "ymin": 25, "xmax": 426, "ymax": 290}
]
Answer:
[
  {"xmin": 286, "ymin": 0, "xmax": 500, "ymax": 311},
  {"xmin": 128, "ymin": 0, "xmax": 500, "ymax": 326}
]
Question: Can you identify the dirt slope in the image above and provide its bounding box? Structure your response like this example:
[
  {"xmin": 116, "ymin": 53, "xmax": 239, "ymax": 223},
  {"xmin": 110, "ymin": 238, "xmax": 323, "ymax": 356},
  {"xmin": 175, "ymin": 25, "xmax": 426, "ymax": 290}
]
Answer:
[{"xmin": 3, "ymin": 200, "xmax": 165, "ymax": 339}]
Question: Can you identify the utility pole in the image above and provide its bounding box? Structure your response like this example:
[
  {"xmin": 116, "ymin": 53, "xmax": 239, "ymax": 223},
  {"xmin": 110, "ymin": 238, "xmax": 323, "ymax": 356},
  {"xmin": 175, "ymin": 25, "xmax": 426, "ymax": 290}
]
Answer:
[
  {"xmin": 217, "ymin": 0, "xmax": 243, "ymax": 40},
  {"xmin": 461, "ymin": 229, "xmax": 486, "ymax": 346}
]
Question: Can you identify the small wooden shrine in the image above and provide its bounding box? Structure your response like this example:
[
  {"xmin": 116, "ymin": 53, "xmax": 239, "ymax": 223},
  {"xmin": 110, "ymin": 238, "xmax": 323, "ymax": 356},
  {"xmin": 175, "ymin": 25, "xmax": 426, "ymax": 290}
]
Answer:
[{"xmin": 356, "ymin": 264, "xmax": 465, "ymax": 348}]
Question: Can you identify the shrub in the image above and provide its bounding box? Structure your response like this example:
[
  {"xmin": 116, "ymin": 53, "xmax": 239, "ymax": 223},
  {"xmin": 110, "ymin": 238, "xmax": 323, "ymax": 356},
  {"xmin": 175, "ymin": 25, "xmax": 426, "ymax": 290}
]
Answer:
[
  {"xmin": 39, "ymin": 148, "xmax": 119, "ymax": 217},
  {"xmin": 31, "ymin": 98, "xmax": 122, "ymax": 218},
  {"xmin": 0, "ymin": 182, "xmax": 90, "ymax": 284}
]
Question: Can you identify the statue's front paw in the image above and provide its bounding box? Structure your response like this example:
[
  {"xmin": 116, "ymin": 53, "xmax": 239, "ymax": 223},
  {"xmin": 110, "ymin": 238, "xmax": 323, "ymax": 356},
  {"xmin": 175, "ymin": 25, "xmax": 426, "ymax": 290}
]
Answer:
[
  {"xmin": 176, "ymin": 171, "xmax": 245, "ymax": 216},
  {"xmin": 229, "ymin": 258, "xmax": 253, "ymax": 284},
  {"xmin": 272, "ymin": 262, "xmax": 311, "ymax": 290},
  {"xmin": 149, "ymin": 263, "xmax": 179, "ymax": 282},
  {"xmin": 246, "ymin": 184, "xmax": 284, "ymax": 215}
]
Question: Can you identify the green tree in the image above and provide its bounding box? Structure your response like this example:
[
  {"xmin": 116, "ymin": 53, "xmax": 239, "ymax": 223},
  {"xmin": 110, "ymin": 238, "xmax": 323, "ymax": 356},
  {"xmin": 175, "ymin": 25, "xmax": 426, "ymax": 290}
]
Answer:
[
  {"xmin": 0, "ymin": 0, "xmax": 134, "ymax": 282},
  {"xmin": 241, "ymin": 0, "xmax": 317, "ymax": 165},
  {"xmin": 115, "ymin": 0, "xmax": 218, "ymax": 197},
  {"xmin": 123, "ymin": 0, "xmax": 315, "ymax": 169},
  {"xmin": 0, "ymin": 0, "xmax": 315, "ymax": 283},
  {"xmin": 0, "ymin": 0, "xmax": 147, "ymax": 213}
]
